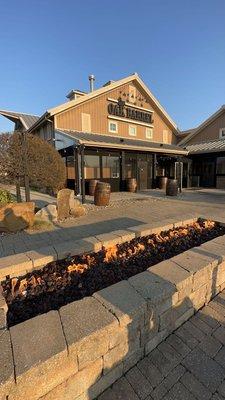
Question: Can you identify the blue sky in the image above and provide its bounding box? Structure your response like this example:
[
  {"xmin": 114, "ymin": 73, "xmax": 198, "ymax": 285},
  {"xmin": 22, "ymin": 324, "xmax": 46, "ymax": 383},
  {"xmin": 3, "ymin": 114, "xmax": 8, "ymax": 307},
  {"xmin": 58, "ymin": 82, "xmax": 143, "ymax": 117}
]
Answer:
[{"xmin": 0, "ymin": 0, "xmax": 225, "ymax": 131}]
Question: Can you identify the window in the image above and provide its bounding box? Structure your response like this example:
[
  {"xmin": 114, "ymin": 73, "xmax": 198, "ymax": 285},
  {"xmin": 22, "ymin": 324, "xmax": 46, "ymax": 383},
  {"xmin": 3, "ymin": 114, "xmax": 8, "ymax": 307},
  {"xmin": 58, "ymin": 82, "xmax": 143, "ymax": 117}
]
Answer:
[
  {"xmin": 163, "ymin": 130, "xmax": 168, "ymax": 143},
  {"xmin": 129, "ymin": 125, "xmax": 137, "ymax": 136},
  {"xmin": 219, "ymin": 128, "xmax": 225, "ymax": 139},
  {"xmin": 81, "ymin": 113, "xmax": 91, "ymax": 132},
  {"xmin": 108, "ymin": 120, "xmax": 118, "ymax": 133},
  {"xmin": 216, "ymin": 157, "xmax": 225, "ymax": 174},
  {"xmin": 146, "ymin": 128, "xmax": 153, "ymax": 139},
  {"xmin": 84, "ymin": 155, "xmax": 100, "ymax": 179},
  {"xmin": 102, "ymin": 156, "xmax": 120, "ymax": 178},
  {"xmin": 67, "ymin": 156, "xmax": 75, "ymax": 179}
]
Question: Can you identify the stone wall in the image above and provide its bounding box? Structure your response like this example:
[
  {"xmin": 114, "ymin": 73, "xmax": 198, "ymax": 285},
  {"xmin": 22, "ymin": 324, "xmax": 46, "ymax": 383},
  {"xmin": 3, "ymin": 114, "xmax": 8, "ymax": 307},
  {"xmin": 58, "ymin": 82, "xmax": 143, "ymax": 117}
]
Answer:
[{"xmin": 1, "ymin": 218, "xmax": 225, "ymax": 399}]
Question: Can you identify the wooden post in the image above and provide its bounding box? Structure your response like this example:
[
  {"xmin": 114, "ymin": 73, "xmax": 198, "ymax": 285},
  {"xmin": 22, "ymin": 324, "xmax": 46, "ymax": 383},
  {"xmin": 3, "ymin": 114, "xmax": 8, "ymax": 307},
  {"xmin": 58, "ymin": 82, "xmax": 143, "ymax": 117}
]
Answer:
[
  {"xmin": 21, "ymin": 131, "xmax": 30, "ymax": 202},
  {"xmin": 80, "ymin": 145, "xmax": 85, "ymax": 204},
  {"xmin": 73, "ymin": 145, "xmax": 80, "ymax": 195}
]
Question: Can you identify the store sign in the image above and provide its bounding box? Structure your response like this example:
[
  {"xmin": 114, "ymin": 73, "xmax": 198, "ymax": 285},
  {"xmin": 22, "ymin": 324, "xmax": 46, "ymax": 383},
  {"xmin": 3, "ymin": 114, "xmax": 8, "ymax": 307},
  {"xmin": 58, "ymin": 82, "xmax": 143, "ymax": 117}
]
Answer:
[{"xmin": 108, "ymin": 98, "xmax": 153, "ymax": 124}]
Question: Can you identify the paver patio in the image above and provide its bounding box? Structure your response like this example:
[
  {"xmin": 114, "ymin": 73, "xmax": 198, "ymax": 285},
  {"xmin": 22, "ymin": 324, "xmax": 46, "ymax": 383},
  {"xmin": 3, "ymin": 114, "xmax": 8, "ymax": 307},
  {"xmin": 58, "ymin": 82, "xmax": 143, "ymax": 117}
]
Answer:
[
  {"xmin": 0, "ymin": 188, "xmax": 225, "ymax": 258},
  {"xmin": 98, "ymin": 290, "xmax": 225, "ymax": 400}
]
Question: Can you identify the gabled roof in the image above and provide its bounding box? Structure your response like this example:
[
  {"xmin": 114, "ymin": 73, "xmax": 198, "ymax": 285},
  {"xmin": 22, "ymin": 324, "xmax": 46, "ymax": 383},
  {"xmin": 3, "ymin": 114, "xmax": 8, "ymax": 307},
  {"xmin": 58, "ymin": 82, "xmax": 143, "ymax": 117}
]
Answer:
[
  {"xmin": 0, "ymin": 110, "xmax": 40, "ymax": 130},
  {"xmin": 29, "ymin": 73, "xmax": 180, "ymax": 134},
  {"xmin": 56, "ymin": 129, "xmax": 187, "ymax": 155},
  {"xmin": 179, "ymin": 105, "xmax": 225, "ymax": 145}
]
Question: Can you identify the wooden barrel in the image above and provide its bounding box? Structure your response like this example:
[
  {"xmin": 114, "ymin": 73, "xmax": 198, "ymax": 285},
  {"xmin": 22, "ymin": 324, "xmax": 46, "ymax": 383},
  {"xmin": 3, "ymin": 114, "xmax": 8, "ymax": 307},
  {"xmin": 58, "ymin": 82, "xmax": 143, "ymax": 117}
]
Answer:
[
  {"xmin": 89, "ymin": 180, "xmax": 99, "ymax": 196},
  {"xmin": 94, "ymin": 182, "xmax": 111, "ymax": 206},
  {"xmin": 166, "ymin": 179, "xmax": 178, "ymax": 196},
  {"xmin": 126, "ymin": 178, "xmax": 137, "ymax": 193},
  {"xmin": 158, "ymin": 176, "xmax": 168, "ymax": 190}
]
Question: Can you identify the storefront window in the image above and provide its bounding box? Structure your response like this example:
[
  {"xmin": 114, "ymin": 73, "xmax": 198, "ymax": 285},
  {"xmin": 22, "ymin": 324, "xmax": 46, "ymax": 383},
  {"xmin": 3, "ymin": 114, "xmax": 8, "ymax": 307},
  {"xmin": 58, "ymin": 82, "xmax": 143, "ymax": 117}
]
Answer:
[
  {"xmin": 102, "ymin": 156, "xmax": 120, "ymax": 178},
  {"xmin": 216, "ymin": 157, "xmax": 225, "ymax": 174},
  {"xmin": 67, "ymin": 156, "xmax": 75, "ymax": 179},
  {"xmin": 84, "ymin": 155, "xmax": 100, "ymax": 179},
  {"xmin": 125, "ymin": 154, "xmax": 137, "ymax": 179}
]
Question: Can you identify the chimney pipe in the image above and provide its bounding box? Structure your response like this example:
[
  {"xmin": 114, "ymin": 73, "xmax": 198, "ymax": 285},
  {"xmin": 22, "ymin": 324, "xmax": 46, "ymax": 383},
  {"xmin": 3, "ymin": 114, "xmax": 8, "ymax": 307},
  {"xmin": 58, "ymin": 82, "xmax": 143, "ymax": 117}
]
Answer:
[{"xmin": 89, "ymin": 74, "xmax": 95, "ymax": 92}]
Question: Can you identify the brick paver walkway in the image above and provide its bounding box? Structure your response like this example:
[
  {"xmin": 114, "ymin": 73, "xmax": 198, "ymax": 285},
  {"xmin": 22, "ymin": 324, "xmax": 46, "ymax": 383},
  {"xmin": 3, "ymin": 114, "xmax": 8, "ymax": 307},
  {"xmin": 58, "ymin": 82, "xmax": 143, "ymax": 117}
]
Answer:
[
  {"xmin": 1, "ymin": 188, "xmax": 225, "ymax": 258},
  {"xmin": 99, "ymin": 290, "xmax": 225, "ymax": 400}
]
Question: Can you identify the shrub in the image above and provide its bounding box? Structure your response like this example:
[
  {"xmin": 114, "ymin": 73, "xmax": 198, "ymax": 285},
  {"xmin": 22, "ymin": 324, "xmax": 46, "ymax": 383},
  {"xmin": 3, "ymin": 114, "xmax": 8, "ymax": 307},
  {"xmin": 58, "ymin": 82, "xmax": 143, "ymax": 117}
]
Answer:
[
  {"xmin": 0, "ymin": 188, "xmax": 15, "ymax": 206},
  {"xmin": 0, "ymin": 132, "xmax": 67, "ymax": 193}
]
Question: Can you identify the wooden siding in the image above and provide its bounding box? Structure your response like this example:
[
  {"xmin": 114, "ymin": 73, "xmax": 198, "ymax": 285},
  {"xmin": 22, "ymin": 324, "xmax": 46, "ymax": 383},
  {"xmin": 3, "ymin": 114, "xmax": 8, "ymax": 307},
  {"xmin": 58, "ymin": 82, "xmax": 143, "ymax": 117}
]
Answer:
[
  {"xmin": 187, "ymin": 110, "xmax": 225, "ymax": 144},
  {"xmin": 55, "ymin": 81, "xmax": 177, "ymax": 145}
]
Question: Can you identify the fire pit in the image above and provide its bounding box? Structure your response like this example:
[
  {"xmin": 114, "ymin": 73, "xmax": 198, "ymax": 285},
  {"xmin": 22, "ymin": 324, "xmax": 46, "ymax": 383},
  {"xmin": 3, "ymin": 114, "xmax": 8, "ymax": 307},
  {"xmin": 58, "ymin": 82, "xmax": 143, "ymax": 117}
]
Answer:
[{"xmin": 2, "ymin": 219, "xmax": 225, "ymax": 327}]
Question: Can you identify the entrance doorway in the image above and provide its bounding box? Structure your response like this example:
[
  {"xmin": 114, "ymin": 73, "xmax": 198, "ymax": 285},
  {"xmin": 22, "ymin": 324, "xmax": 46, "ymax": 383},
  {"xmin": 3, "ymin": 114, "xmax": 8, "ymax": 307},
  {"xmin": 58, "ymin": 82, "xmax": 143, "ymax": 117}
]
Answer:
[
  {"xmin": 201, "ymin": 159, "xmax": 215, "ymax": 187},
  {"xmin": 138, "ymin": 160, "xmax": 148, "ymax": 190}
]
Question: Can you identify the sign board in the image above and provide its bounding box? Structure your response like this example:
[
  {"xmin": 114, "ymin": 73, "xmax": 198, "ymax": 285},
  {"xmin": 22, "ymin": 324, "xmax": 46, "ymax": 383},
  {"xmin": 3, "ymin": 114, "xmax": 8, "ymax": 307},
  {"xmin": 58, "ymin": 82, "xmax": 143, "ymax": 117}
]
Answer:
[{"xmin": 108, "ymin": 98, "xmax": 153, "ymax": 124}]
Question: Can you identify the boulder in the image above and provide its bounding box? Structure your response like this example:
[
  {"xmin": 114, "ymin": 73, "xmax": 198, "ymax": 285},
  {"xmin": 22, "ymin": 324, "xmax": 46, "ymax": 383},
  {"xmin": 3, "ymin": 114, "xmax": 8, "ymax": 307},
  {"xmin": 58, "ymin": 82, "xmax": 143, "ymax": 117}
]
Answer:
[
  {"xmin": 57, "ymin": 189, "xmax": 73, "ymax": 220},
  {"xmin": 70, "ymin": 198, "xmax": 86, "ymax": 218},
  {"xmin": 0, "ymin": 202, "xmax": 35, "ymax": 232},
  {"xmin": 57, "ymin": 189, "xmax": 86, "ymax": 220},
  {"xmin": 35, "ymin": 204, "xmax": 57, "ymax": 222}
]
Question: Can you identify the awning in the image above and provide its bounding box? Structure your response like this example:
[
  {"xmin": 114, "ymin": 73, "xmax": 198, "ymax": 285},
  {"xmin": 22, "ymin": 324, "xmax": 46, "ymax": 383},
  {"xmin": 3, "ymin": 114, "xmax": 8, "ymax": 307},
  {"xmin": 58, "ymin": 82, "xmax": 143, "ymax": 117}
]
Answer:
[
  {"xmin": 56, "ymin": 129, "xmax": 187, "ymax": 155},
  {"xmin": 185, "ymin": 139, "xmax": 225, "ymax": 154}
]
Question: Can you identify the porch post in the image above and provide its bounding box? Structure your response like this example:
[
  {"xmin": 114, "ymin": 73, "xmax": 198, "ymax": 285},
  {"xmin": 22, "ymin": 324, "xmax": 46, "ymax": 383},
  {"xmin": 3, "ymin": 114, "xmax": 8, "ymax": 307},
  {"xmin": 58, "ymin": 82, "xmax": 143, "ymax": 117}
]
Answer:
[
  {"xmin": 80, "ymin": 144, "xmax": 85, "ymax": 204},
  {"xmin": 73, "ymin": 145, "xmax": 80, "ymax": 195},
  {"xmin": 153, "ymin": 153, "xmax": 157, "ymax": 188}
]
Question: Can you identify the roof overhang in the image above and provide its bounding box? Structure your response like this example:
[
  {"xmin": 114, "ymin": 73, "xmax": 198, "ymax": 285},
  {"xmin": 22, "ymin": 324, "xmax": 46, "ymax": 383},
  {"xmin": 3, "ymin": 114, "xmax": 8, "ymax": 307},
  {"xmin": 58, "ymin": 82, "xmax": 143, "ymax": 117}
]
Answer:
[{"xmin": 56, "ymin": 129, "xmax": 188, "ymax": 155}]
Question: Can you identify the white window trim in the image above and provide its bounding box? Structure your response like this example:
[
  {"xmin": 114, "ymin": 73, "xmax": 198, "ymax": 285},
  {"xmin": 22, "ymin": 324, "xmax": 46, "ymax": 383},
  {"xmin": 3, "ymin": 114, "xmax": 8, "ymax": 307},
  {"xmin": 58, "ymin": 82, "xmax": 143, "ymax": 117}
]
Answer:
[
  {"xmin": 219, "ymin": 127, "xmax": 225, "ymax": 139},
  {"xmin": 108, "ymin": 120, "xmax": 118, "ymax": 133},
  {"xmin": 129, "ymin": 124, "xmax": 137, "ymax": 136},
  {"xmin": 146, "ymin": 127, "xmax": 153, "ymax": 139}
]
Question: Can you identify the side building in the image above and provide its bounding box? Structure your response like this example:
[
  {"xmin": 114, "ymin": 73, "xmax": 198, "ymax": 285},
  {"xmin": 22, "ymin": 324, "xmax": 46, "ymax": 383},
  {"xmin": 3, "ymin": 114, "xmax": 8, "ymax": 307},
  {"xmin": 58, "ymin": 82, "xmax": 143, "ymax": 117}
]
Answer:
[
  {"xmin": 179, "ymin": 105, "xmax": 225, "ymax": 189},
  {"xmin": 1, "ymin": 73, "xmax": 187, "ymax": 194}
]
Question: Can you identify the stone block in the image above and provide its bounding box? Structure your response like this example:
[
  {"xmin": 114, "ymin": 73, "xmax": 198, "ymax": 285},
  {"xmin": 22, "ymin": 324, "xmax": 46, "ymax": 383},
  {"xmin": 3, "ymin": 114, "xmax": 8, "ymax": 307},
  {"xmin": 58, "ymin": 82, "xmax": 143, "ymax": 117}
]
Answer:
[
  {"xmin": 127, "ymin": 224, "xmax": 153, "ymax": 237},
  {"xmin": 94, "ymin": 232, "xmax": 120, "ymax": 248},
  {"xmin": 145, "ymin": 329, "xmax": 168, "ymax": 355},
  {"xmin": 149, "ymin": 259, "xmax": 192, "ymax": 292},
  {"xmin": 93, "ymin": 280, "xmax": 147, "ymax": 328},
  {"xmin": 123, "ymin": 347, "xmax": 144, "ymax": 373},
  {"xmin": 26, "ymin": 246, "xmax": 57, "ymax": 269},
  {"xmin": 137, "ymin": 353, "xmax": 164, "ymax": 388},
  {"xmin": 82, "ymin": 236, "xmax": 102, "ymax": 252},
  {"xmin": 160, "ymin": 298, "xmax": 194, "ymax": 332},
  {"xmin": 189, "ymin": 284, "xmax": 208, "ymax": 310},
  {"xmin": 103, "ymin": 330, "xmax": 140, "ymax": 373},
  {"xmin": 0, "ymin": 253, "xmax": 33, "ymax": 279},
  {"xmin": 110, "ymin": 229, "xmax": 135, "ymax": 243},
  {"xmin": 199, "ymin": 242, "xmax": 225, "ymax": 263},
  {"xmin": 0, "ymin": 329, "xmax": 15, "ymax": 399},
  {"xmin": 10, "ymin": 310, "xmax": 77, "ymax": 400},
  {"xmin": 172, "ymin": 248, "xmax": 216, "ymax": 291},
  {"xmin": 128, "ymin": 270, "xmax": 178, "ymax": 316},
  {"xmin": 60, "ymin": 296, "xmax": 117, "ymax": 369},
  {"xmin": 39, "ymin": 358, "xmax": 103, "ymax": 400},
  {"xmin": 103, "ymin": 341, "xmax": 129, "ymax": 372},
  {"xmin": 53, "ymin": 239, "xmax": 93, "ymax": 260},
  {"xmin": 88, "ymin": 364, "xmax": 124, "ymax": 399}
]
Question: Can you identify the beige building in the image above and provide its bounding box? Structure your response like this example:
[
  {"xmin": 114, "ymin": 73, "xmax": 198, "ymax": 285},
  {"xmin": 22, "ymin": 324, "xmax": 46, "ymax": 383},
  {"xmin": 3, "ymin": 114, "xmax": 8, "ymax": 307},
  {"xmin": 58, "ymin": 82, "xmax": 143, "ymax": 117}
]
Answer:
[
  {"xmin": 179, "ymin": 105, "xmax": 225, "ymax": 188},
  {"xmin": 27, "ymin": 73, "xmax": 187, "ymax": 193}
]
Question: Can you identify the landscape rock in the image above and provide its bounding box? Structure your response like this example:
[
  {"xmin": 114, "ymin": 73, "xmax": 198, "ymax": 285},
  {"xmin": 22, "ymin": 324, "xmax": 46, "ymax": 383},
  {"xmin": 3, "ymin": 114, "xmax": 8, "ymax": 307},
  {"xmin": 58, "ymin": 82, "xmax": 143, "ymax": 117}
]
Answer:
[
  {"xmin": 0, "ymin": 202, "xmax": 35, "ymax": 232},
  {"xmin": 69, "ymin": 198, "xmax": 86, "ymax": 218},
  {"xmin": 35, "ymin": 204, "xmax": 57, "ymax": 222},
  {"xmin": 57, "ymin": 189, "xmax": 73, "ymax": 220}
]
